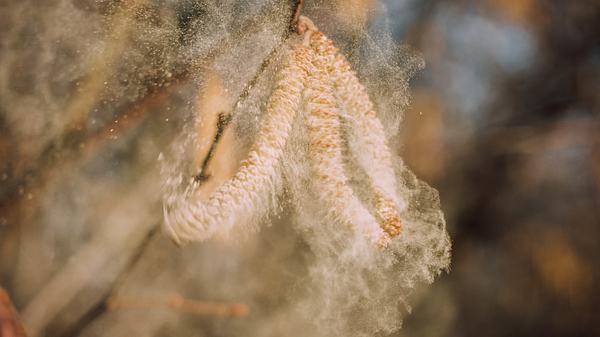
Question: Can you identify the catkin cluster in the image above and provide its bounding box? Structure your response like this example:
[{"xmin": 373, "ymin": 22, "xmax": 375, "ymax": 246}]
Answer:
[{"xmin": 164, "ymin": 17, "xmax": 405, "ymax": 246}]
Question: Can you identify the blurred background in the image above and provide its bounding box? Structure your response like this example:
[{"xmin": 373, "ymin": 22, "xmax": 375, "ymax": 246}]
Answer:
[
  {"xmin": 0, "ymin": 0, "xmax": 599, "ymax": 337},
  {"xmin": 394, "ymin": 1, "xmax": 600, "ymax": 337}
]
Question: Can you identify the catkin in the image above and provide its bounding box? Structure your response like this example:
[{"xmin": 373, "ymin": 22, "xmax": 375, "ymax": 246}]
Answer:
[
  {"xmin": 310, "ymin": 31, "xmax": 404, "ymax": 238},
  {"xmin": 163, "ymin": 46, "xmax": 311, "ymax": 244},
  {"xmin": 304, "ymin": 43, "xmax": 387, "ymax": 245}
]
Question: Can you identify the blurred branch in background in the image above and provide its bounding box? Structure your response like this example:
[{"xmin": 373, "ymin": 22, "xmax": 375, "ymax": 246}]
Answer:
[
  {"xmin": 20, "ymin": 172, "xmax": 162, "ymax": 337},
  {"xmin": 107, "ymin": 293, "xmax": 249, "ymax": 318},
  {"xmin": 0, "ymin": 72, "xmax": 189, "ymax": 307}
]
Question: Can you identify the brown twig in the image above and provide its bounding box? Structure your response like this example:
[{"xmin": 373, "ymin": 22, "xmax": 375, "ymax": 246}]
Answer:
[
  {"xmin": 20, "ymin": 173, "xmax": 163, "ymax": 337},
  {"xmin": 290, "ymin": 0, "xmax": 305, "ymax": 33},
  {"xmin": 194, "ymin": 112, "xmax": 233, "ymax": 182},
  {"xmin": 107, "ymin": 294, "xmax": 249, "ymax": 318}
]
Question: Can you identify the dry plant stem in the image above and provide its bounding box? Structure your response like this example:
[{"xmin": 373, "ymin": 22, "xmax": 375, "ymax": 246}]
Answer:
[
  {"xmin": 192, "ymin": 54, "xmax": 270, "ymax": 183},
  {"xmin": 163, "ymin": 46, "xmax": 311, "ymax": 244},
  {"xmin": 290, "ymin": 0, "xmax": 305, "ymax": 33},
  {"xmin": 310, "ymin": 29, "xmax": 403, "ymax": 237},
  {"xmin": 305, "ymin": 46, "xmax": 387, "ymax": 245},
  {"xmin": 194, "ymin": 113, "xmax": 233, "ymax": 182},
  {"xmin": 0, "ymin": 288, "xmax": 27, "ymax": 337},
  {"xmin": 107, "ymin": 294, "xmax": 249, "ymax": 317},
  {"xmin": 21, "ymin": 173, "xmax": 161, "ymax": 337},
  {"xmin": 1, "ymin": 73, "xmax": 187, "ymax": 305}
]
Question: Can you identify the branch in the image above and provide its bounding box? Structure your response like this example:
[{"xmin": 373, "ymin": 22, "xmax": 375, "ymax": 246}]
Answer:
[
  {"xmin": 290, "ymin": 0, "xmax": 305, "ymax": 33},
  {"xmin": 107, "ymin": 294, "xmax": 249, "ymax": 318},
  {"xmin": 20, "ymin": 173, "xmax": 162, "ymax": 337},
  {"xmin": 194, "ymin": 112, "xmax": 233, "ymax": 183}
]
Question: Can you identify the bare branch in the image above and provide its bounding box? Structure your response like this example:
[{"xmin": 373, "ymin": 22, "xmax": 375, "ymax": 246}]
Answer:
[
  {"xmin": 107, "ymin": 294, "xmax": 249, "ymax": 318},
  {"xmin": 290, "ymin": 0, "xmax": 305, "ymax": 33}
]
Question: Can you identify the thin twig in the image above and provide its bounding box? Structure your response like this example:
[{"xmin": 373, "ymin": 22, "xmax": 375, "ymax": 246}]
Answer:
[
  {"xmin": 20, "ymin": 173, "xmax": 163, "ymax": 337},
  {"xmin": 107, "ymin": 294, "xmax": 249, "ymax": 317},
  {"xmin": 290, "ymin": 0, "xmax": 305, "ymax": 33},
  {"xmin": 194, "ymin": 112, "xmax": 233, "ymax": 182}
]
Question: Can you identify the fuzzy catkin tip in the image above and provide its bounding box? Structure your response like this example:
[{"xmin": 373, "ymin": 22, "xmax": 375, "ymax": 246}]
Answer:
[{"xmin": 308, "ymin": 30, "xmax": 405, "ymax": 241}]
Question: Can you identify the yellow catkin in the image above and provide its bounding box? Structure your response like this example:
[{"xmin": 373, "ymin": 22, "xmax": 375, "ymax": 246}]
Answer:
[
  {"xmin": 163, "ymin": 45, "xmax": 312, "ymax": 245},
  {"xmin": 304, "ymin": 41, "xmax": 388, "ymax": 245},
  {"xmin": 309, "ymin": 30, "xmax": 403, "ymax": 239}
]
